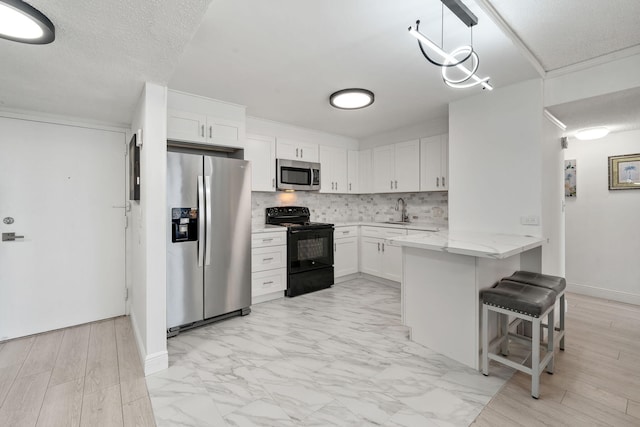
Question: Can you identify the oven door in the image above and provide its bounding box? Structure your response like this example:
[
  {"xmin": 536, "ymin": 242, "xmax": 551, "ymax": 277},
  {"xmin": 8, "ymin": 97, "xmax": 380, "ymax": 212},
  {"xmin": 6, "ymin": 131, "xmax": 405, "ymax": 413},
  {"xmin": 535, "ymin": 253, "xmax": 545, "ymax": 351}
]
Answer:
[{"xmin": 288, "ymin": 227, "xmax": 334, "ymax": 274}]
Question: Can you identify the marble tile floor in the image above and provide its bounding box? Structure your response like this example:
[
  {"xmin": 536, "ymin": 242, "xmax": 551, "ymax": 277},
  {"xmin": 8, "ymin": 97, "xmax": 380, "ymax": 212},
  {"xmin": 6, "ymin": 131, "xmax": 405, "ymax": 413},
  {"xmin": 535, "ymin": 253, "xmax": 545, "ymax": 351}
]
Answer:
[{"xmin": 147, "ymin": 278, "xmax": 514, "ymax": 426}]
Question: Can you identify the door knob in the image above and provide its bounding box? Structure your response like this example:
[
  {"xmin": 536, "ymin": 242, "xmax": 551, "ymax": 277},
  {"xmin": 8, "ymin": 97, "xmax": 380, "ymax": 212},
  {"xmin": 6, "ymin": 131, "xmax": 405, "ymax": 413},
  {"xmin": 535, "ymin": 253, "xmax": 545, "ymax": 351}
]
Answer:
[{"xmin": 2, "ymin": 232, "xmax": 25, "ymax": 241}]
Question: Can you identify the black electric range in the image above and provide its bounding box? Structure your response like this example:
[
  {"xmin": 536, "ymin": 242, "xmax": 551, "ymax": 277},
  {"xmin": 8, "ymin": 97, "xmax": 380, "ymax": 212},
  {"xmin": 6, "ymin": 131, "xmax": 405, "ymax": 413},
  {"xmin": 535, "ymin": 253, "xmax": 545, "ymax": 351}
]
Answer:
[{"xmin": 266, "ymin": 207, "xmax": 334, "ymax": 297}]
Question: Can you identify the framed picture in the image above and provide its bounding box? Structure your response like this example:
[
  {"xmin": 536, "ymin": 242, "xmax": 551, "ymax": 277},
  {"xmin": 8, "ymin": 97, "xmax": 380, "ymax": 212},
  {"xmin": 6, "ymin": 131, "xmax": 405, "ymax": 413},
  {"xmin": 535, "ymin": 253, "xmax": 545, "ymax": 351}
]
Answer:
[
  {"xmin": 608, "ymin": 153, "xmax": 640, "ymax": 190},
  {"xmin": 564, "ymin": 159, "xmax": 576, "ymax": 197},
  {"xmin": 129, "ymin": 134, "xmax": 140, "ymax": 200}
]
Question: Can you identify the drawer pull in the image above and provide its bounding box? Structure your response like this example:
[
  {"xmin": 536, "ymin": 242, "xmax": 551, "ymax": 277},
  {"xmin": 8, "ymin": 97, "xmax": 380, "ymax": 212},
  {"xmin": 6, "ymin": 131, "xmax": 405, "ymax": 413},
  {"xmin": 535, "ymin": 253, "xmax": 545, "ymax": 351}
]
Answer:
[
  {"xmin": 262, "ymin": 257, "xmax": 274, "ymax": 262},
  {"xmin": 262, "ymin": 238, "xmax": 273, "ymax": 242},
  {"xmin": 262, "ymin": 281, "xmax": 274, "ymax": 286},
  {"xmin": 342, "ymin": 231, "xmax": 349, "ymax": 234}
]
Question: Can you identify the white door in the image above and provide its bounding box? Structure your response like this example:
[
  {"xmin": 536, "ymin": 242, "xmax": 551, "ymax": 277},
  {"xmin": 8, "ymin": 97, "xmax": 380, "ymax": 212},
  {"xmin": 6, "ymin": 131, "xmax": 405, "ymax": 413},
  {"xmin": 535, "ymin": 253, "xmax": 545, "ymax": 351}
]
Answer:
[
  {"xmin": 0, "ymin": 117, "xmax": 126, "ymax": 340},
  {"xmin": 360, "ymin": 237, "xmax": 382, "ymax": 277},
  {"xmin": 335, "ymin": 237, "xmax": 358, "ymax": 277}
]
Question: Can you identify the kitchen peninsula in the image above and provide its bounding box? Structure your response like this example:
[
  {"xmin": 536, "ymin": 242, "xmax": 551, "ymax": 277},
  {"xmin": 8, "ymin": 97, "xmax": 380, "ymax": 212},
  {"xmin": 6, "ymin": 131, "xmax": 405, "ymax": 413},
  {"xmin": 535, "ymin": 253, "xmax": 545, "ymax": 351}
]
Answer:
[{"xmin": 391, "ymin": 231, "xmax": 545, "ymax": 370}]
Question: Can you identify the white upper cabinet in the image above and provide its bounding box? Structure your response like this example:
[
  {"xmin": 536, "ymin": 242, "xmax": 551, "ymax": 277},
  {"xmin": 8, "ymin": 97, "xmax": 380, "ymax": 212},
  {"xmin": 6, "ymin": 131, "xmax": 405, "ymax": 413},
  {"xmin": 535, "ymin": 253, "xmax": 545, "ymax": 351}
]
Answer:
[
  {"xmin": 245, "ymin": 134, "xmax": 276, "ymax": 192},
  {"xmin": 420, "ymin": 134, "xmax": 449, "ymax": 191},
  {"xmin": 319, "ymin": 146, "xmax": 348, "ymax": 193},
  {"xmin": 358, "ymin": 149, "xmax": 372, "ymax": 194},
  {"xmin": 167, "ymin": 91, "xmax": 246, "ymax": 149},
  {"xmin": 347, "ymin": 150, "xmax": 359, "ymax": 193},
  {"xmin": 276, "ymin": 138, "xmax": 319, "ymax": 162},
  {"xmin": 372, "ymin": 140, "xmax": 420, "ymax": 193}
]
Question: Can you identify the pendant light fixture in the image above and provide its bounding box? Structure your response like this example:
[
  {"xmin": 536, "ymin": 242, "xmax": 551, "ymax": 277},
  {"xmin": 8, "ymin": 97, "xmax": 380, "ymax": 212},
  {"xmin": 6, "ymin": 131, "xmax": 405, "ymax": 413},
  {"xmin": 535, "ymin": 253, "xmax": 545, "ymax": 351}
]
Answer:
[
  {"xmin": 330, "ymin": 88, "xmax": 375, "ymax": 110},
  {"xmin": 0, "ymin": 0, "xmax": 55, "ymax": 44},
  {"xmin": 408, "ymin": 0, "xmax": 491, "ymax": 90}
]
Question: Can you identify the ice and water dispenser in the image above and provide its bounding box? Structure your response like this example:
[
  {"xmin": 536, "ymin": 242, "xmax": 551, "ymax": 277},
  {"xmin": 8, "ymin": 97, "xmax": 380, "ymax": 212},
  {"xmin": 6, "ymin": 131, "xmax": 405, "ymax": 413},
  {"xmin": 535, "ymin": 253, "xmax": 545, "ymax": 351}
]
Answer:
[{"xmin": 171, "ymin": 208, "xmax": 198, "ymax": 242}]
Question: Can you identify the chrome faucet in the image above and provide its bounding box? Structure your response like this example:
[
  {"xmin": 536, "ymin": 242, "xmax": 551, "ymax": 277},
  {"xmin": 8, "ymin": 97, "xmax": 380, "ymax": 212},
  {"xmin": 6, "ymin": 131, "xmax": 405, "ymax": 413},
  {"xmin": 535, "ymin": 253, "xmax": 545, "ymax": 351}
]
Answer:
[{"xmin": 395, "ymin": 198, "xmax": 409, "ymax": 222}]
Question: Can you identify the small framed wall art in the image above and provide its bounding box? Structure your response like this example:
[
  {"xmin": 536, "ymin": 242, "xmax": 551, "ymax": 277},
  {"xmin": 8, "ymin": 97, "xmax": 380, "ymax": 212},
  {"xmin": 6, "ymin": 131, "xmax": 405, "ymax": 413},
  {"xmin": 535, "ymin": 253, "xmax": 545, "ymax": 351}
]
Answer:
[
  {"xmin": 564, "ymin": 159, "xmax": 576, "ymax": 197},
  {"xmin": 608, "ymin": 153, "xmax": 640, "ymax": 190},
  {"xmin": 129, "ymin": 133, "xmax": 141, "ymax": 200}
]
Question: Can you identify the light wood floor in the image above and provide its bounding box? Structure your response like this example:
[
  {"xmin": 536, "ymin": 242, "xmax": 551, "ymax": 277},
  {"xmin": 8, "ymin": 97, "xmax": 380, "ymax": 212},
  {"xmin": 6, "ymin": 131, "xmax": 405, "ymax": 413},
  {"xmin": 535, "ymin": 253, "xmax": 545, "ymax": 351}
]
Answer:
[
  {"xmin": 0, "ymin": 317, "xmax": 155, "ymax": 427},
  {"xmin": 472, "ymin": 292, "xmax": 640, "ymax": 426}
]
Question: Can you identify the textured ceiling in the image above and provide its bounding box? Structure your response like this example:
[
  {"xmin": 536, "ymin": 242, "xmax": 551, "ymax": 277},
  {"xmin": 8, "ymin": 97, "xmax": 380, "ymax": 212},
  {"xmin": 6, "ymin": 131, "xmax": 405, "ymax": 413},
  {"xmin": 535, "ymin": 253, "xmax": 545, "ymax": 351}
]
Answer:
[
  {"xmin": 484, "ymin": 0, "xmax": 640, "ymax": 72},
  {"xmin": 547, "ymin": 87, "xmax": 640, "ymax": 138},
  {"xmin": 169, "ymin": 0, "xmax": 539, "ymax": 138},
  {"xmin": 0, "ymin": 0, "xmax": 211, "ymax": 126}
]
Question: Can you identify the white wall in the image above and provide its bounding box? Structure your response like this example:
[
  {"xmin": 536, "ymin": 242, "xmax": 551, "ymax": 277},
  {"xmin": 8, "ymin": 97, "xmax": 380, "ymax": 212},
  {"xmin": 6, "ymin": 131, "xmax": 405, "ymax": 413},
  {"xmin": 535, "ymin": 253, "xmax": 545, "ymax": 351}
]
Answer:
[
  {"xmin": 129, "ymin": 82, "xmax": 169, "ymax": 375},
  {"xmin": 541, "ymin": 115, "xmax": 565, "ymax": 276},
  {"xmin": 564, "ymin": 129, "xmax": 640, "ymax": 304},
  {"xmin": 247, "ymin": 116, "xmax": 358, "ymax": 150},
  {"xmin": 448, "ymin": 79, "xmax": 544, "ymax": 236},
  {"xmin": 359, "ymin": 116, "xmax": 448, "ymax": 150}
]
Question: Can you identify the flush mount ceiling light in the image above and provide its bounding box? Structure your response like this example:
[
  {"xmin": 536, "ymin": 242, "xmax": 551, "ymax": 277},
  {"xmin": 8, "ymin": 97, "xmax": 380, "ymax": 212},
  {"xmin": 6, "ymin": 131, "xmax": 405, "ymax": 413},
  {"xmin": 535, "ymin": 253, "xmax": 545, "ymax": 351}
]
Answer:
[
  {"xmin": 575, "ymin": 127, "xmax": 610, "ymax": 141},
  {"xmin": 408, "ymin": 0, "xmax": 491, "ymax": 90},
  {"xmin": 0, "ymin": 0, "xmax": 55, "ymax": 44},
  {"xmin": 329, "ymin": 89, "xmax": 374, "ymax": 110}
]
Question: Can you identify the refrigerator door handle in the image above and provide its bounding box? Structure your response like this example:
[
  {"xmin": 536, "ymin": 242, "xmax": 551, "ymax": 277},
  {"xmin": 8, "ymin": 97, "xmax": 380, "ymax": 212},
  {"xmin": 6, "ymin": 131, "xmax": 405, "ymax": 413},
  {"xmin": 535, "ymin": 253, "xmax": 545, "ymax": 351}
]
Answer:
[
  {"xmin": 205, "ymin": 176, "xmax": 212, "ymax": 266},
  {"xmin": 197, "ymin": 175, "xmax": 205, "ymax": 267}
]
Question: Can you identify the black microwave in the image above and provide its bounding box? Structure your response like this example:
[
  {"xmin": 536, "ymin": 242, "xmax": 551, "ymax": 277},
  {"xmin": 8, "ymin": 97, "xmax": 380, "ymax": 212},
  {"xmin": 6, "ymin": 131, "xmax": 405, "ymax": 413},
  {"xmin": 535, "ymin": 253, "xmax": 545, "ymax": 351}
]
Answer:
[{"xmin": 276, "ymin": 159, "xmax": 321, "ymax": 191}]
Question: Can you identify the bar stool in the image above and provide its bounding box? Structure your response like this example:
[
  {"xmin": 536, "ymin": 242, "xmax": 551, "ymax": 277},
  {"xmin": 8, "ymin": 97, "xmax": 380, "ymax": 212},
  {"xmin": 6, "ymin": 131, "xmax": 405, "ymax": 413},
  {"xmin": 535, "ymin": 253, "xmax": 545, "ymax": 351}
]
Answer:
[
  {"xmin": 481, "ymin": 280, "xmax": 556, "ymax": 399},
  {"xmin": 504, "ymin": 271, "xmax": 566, "ymax": 351}
]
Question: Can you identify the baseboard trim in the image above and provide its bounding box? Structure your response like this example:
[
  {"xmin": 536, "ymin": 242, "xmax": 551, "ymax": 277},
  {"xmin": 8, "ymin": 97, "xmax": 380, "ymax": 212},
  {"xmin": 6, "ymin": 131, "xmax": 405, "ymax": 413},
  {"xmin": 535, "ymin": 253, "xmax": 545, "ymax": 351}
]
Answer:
[
  {"xmin": 567, "ymin": 282, "xmax": 640, "ymax": 306},
  {"xmin": 335, "ymin": 273, "xmax": 360, "ymax": 284},
  {"xmin": 144, "ymin": 350, "xmax": 169, "ymax": 376},
  {"xmin": 358, "ymin": 273, "xmax": 400, "ymax": 289},
  {"xmin": 129, "ymin": 311, "xmax": 169, "ymax": 376}
]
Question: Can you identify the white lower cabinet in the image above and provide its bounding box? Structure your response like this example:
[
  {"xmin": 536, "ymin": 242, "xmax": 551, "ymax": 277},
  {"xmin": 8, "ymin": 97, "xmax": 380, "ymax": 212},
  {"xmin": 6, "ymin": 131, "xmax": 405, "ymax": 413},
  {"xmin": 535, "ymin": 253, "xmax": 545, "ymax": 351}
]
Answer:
[
  {"xmin": 359, "ymin": 226, "xmax": 408, "ymax": 282},
  {"xmin": 334, "ymin": 226, "xmax": 359, "ymax": 278},
  {"xmin": 251, "ymin": 230, "xmax": 287, "ymax": 304}
]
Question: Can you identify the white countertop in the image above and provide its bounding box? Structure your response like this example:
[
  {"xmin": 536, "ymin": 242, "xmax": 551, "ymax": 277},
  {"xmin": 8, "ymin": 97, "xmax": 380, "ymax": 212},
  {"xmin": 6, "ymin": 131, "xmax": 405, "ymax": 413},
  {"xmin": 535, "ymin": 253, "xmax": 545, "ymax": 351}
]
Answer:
[
  {"xmin": 251, "ymin": 224, "xmax": 286, "ymax": 234},
  {"xmin": 390, "ymin": 230, "xmax": 544, "ymax": 259},
  {"xmin": 334, "ymin": 222, "xmax": 442, "ymax": 232}
]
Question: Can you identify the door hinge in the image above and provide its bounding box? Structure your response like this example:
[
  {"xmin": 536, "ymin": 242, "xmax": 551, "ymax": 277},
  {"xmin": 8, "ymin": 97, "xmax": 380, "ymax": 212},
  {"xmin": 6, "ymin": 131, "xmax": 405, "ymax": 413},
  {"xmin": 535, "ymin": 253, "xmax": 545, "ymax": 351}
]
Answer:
[{"xmin": 125, "ymin": 287, "xmax": 129, "ymax": 301}]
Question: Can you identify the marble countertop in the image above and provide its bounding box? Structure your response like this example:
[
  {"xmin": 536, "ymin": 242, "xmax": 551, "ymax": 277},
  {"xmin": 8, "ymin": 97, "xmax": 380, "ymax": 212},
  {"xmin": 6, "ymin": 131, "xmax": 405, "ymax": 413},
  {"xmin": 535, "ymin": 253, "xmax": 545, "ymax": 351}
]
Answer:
[
  {"xmin": 389, "ymin": 230, "xmax": 544, "ymax": 259},
  {"xmin": 251, "ymin": 224, "xmax": 286, "ymax": 234}
]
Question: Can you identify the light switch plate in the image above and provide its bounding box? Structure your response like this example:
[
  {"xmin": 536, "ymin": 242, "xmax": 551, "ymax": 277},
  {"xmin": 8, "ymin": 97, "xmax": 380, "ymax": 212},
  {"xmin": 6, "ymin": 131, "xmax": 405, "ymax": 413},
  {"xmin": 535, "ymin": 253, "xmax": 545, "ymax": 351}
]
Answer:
[{"xmin": 520, "ymin": 215, "xmax": 540, "ymax": 225}]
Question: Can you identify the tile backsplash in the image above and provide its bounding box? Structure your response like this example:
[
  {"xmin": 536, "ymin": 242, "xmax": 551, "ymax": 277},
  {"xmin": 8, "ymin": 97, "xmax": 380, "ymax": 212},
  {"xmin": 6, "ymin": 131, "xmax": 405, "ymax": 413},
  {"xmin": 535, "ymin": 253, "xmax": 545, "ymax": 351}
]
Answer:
[{"xmin": 252, "ymin": 191, "xmax": 448, "ymax": 228}]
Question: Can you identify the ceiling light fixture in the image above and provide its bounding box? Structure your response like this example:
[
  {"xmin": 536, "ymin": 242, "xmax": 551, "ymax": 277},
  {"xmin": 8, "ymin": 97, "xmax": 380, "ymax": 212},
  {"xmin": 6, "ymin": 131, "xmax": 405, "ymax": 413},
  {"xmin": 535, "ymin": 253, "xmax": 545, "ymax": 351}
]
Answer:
[
  {"xmin": 0, "ymin": 0, "xmax": 55, "ymax": 44},
  {"xmin": 575, "ymin": 127, "xmax": 610, "ymax": 141},
  {"xmin": 329, "ymin": 89, "xmax": 374, "ymax": 110},
  {"xmin": 408, "ymin": 0, "xmax": 491, "ymax": 90}
]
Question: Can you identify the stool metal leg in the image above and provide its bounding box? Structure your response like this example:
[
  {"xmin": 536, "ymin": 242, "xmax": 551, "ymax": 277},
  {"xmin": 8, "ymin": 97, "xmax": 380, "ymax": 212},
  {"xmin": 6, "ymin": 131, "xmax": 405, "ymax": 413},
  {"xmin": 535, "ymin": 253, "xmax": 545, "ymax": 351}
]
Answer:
[
  {"xmin": 531, "ymin": 317, "xmax": 541, "ymax": 399},
  {"xmin": 482, "ymin": 303, "xmax": 489, "ymax": 376},
  {"xmin": 559, "ymin": 294, "xmax": 565, "ymax": 351},
  {"xmin": 547, "ymin": 309, "xmax": 554, "ymax": 374}
]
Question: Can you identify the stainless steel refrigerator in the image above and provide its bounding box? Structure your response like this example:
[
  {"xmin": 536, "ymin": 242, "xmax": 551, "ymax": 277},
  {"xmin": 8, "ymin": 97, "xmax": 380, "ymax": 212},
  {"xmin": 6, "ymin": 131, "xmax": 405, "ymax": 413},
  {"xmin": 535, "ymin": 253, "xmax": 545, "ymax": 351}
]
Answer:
[{"xmin": 166, "ymin": 150, "xmax": 251, "ymax": 336}]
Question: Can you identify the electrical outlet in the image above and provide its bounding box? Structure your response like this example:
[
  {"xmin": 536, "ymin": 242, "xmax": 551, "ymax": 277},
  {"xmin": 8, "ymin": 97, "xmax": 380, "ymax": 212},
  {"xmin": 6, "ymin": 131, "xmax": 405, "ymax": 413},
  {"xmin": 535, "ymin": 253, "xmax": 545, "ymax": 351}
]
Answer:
[{"xmin": 520, "ymin": 215, "xmax": 540, "ymax": 225}]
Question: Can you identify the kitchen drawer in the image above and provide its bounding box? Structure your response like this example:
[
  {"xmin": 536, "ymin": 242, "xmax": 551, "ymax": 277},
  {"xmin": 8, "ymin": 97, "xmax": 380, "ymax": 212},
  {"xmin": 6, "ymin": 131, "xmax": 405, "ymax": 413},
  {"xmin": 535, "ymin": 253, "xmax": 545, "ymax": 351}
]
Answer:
[
  {"xmin": 252, "ymin": 231, "xmax": 287, "ymax": 248},
  {"xmin": 252, "ymin": 268, "xmax": 286, "ymax": 297},
  {"xmin": 334, "ymin": 226, "xmax": 358, "ymax": 239},
  {"xmin": 251, "ymin": 245, "xmax": 286, "ymax": 272},
  {"xmin": 361, "ymin": 226, "xmax": 407, "ymax": 239}
]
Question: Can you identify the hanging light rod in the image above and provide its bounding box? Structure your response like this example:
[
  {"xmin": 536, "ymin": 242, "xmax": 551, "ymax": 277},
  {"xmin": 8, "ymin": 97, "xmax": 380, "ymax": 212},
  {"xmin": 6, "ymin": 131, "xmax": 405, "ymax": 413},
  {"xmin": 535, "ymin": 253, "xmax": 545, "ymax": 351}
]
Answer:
[
  {"xmin": 441, "ymin": 0, "xmax": 478, "ymax": 27},
  {"xmin": 0, "ymin": 0, "xmax": 55, "ymax": 44}
]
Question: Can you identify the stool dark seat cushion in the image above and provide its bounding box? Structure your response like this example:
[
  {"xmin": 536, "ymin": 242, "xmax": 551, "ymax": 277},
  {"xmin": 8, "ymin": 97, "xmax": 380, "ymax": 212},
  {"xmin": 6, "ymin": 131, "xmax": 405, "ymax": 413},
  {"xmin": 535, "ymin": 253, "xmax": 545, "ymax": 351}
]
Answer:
[
  {"xmin": 481, "ymin": 280, "xmax": 556, "ymax": 317},
  {"xmin": 504, "ymin": 271, "xmax": 566, "ymax": 294}
]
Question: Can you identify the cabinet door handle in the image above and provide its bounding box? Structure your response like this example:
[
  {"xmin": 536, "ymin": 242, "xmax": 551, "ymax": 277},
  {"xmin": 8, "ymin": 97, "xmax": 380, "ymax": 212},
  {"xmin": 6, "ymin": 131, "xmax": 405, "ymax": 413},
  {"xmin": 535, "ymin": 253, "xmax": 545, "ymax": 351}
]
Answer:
[
  {"xmin": 335, "ymin": 182, "xmax": 338, "ymax": 191},
  {"xmin": 209, "ymin": 126, "xmax": 213, "ymax": 139},
  {"xmin": 442, "ymin": 176, "xmax": 445, "ymax": 187},
  {"xmin": 436, "ymin": 177, "xmax": 439, "ymax": 187},
  {"xmin": 394, "ymin": 180, "xmax": 398, "ymax": 189},
  {"xmin": 382, "ymin": 243, "xmax": 385, "ymax": 252},
  {"xmin": 301, "ymin": 148, "xmax": 303, "ymax": 158},
  {"xmin": 390, "ymin": 180, "xmax": 393, "ymax": 190},
  {"xmin": 334, "ymin": 243, "xmax": 336, "ymax": 251},
  {"xmin": 349, "ymin": 183, "xmax": 352, "ymax": 191},
  {"xmin": 377, "ymin": 242, "xmax": 380, "ymax": 251},
  {"xmin": 272, "ymin": 178, "xmax": 275, "ymax": 188},
  {"xmin": 296, "ymin": 148, "xmax": 299, "ymax": 157},
  {"xmin": 201, "ymin": 125, "xmax": 205, "ymax": 138}
]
